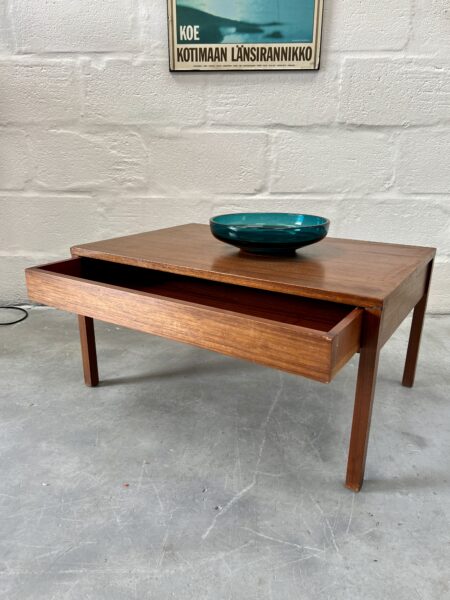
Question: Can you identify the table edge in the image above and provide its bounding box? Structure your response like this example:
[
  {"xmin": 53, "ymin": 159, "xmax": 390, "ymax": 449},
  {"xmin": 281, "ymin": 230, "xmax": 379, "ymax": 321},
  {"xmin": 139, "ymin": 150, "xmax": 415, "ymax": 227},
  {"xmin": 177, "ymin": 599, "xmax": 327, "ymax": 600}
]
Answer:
[{"xmin": 70, "ymin": 242, "xmax": 435, "ymax": 309}]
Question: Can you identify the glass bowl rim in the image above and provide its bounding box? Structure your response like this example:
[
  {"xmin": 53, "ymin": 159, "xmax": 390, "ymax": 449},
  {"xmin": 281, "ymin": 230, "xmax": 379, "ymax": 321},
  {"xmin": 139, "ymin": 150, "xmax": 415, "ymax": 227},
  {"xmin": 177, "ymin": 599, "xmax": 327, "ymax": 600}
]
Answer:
[{"xmin": 210, "ymin": 212, "xmax": 330, "ymax": 229}]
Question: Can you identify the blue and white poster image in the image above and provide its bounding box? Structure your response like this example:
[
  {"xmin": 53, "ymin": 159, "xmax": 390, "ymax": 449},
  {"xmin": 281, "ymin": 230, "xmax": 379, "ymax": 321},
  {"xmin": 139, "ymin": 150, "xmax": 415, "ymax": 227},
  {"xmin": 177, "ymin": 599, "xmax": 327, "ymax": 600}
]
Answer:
[{"xmin": 168, "ymin": 0, "xmax": 323, "ymax": 71}]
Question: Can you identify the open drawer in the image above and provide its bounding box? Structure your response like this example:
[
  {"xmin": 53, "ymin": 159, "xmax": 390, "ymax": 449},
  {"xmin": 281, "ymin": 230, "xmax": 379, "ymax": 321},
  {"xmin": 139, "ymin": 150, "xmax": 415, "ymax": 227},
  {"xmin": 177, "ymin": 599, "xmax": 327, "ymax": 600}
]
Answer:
[{"xmin": 26, "ymin": 258, "xmax": 362, "ymax": 383}]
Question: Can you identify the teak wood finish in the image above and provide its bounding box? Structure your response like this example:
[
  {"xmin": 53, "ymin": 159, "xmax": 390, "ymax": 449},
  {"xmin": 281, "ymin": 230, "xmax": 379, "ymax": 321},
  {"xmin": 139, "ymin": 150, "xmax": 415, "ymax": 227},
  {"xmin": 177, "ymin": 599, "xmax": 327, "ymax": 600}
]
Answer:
[
  {"xmin": 26, "ymin": 258, "xmax": 362, "ymax": 383},
  {"xmin": 25, "ymin": 224, "xmax": 436, "ymax": 492},
  {"xmin": 78, "ymin": 315, "xmax": 98, "ymax": 387}
]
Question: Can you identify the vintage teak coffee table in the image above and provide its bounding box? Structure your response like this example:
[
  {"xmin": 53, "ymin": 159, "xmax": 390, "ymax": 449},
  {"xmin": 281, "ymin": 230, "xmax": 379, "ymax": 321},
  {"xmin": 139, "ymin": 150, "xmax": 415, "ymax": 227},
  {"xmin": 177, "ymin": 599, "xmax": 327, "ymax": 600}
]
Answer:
[{"xmin": 25, "ymin": 224, "xmax": 435, "ymax": 491}]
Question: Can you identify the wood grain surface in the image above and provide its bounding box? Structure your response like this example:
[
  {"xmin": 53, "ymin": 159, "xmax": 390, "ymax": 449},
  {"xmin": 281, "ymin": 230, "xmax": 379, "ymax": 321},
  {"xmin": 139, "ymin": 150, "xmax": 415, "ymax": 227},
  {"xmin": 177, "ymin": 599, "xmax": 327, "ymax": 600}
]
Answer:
[
  {"xmin": 78, "ymin": 315, "xmax": 99, "ymax": 387},
  {"xmin": 26, "ymin": 258, "xmax": 362, "ymax": 383},
  {"xmin": 346, "ymin": 309, "xmax": 382, "ymax": 492},
  {"xmin": 71, "ymin": 224, "xmax": 435, "ymax": 308}
]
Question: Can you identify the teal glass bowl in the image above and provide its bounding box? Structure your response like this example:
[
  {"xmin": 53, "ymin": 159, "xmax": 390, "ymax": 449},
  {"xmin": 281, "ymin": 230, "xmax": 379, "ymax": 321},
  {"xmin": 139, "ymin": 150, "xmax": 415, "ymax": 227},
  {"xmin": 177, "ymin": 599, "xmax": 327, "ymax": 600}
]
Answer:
[{"xmin": 210, "ymin": 213, "xmax": 330, "ymax": 255}]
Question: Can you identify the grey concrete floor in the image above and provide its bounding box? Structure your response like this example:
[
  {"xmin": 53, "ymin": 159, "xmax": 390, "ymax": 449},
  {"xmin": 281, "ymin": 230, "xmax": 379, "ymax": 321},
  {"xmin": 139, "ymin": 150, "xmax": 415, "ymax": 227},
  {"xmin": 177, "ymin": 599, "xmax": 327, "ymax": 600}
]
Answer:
[{"xmin": 1, "ymin": 308, "xmax": 449, "ymax": 599}]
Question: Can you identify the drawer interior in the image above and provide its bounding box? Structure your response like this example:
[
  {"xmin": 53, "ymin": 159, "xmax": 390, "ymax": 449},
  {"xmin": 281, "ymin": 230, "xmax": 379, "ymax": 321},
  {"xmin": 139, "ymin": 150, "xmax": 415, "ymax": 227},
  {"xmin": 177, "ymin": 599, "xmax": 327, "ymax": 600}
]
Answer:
[{"xmin": 44, "ymin": 258, "xmax": 356, "ymax": 333}]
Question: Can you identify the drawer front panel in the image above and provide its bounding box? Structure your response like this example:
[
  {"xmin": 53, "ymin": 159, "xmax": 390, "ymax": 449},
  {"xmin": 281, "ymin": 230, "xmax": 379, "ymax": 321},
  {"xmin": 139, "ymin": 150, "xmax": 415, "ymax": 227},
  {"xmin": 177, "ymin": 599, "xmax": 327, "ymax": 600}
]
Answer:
[{"xmin": 26, "ymin": 262, "xmax": 361, "ymax": 383}]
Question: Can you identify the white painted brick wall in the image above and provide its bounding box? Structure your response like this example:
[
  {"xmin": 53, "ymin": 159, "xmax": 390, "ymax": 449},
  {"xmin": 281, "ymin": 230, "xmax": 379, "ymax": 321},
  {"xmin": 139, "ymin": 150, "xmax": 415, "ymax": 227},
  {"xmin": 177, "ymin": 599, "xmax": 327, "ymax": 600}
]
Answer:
[
  {"xmin": 410, "ymin": 0, "xmax": 450, "ymax": 56},
  {"xmin": 11, "ymin": 0, "xmax": 140, "ymax": 53},
  {"xmin": 270, "ymin": 130, "xmax": 393, "ymax": 193},
  {"xmin": 146, "ymin": 132, "xmax": 267, "ymax": 194},
  {"xmin": 1, "ymin": 196, "xmax": 106, "ymax": 253},
  {"xmin": 31, "ymin": 129, "xmax": 148, "ymax": 191},
  {"xmin": 339, "ymin": 59, "xmax": 450, "ymax": 126},
  {"xmin": 0, "ymin": 0, "xmax": 449, "ymax": 313},
  {"xmin": 323, "ymin": 0, "xmax": 411, "ymax": 51},
  {"xmin": 0, "ymin": 62, "xmax": 80, "ymax": 124},
  {"xmin": 84, "ymin": 60, "xmax": 205, "ymax": 126},
  {"xmin": 0, "ymin": 129, "xmax": 30, "ymax": 189},
  {"xmin": 0, "ymin": 0, "xmax": 10, "ymax": 51},
  {"xmin": 398, "ymin": 130, "xmax": 450, "ymax": 194},
  {"xmin": 139, "ymin": 1, "xmax": 169, "ymax": 55},
  {"xmin": 206, "ymin": 66, "xmax": 339, "ymax": 126}
]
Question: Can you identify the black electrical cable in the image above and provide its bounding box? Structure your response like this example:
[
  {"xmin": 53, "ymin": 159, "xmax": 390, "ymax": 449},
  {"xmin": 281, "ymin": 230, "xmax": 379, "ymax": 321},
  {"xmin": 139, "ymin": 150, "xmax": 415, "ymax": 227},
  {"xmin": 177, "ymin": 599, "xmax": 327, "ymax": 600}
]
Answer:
[{"xmin": 0, "ymin": 306, "xmax": 29, "ymax": 326}]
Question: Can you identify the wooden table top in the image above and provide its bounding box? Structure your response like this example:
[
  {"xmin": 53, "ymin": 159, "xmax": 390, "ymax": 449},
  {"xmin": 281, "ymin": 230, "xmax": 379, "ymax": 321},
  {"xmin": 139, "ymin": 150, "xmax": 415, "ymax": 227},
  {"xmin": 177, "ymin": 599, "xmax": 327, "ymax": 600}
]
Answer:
[{"xmin": 71, "ymin": 224, "xmax": 435, "ymax": 308}]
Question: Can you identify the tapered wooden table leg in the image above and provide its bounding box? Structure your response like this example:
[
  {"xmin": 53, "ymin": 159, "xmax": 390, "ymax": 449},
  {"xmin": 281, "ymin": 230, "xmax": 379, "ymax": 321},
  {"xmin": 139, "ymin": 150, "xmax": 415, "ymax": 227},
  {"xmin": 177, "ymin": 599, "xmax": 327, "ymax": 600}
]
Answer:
[
  {"xmin": 345, "ymin": 309, "xmax": 382, "ymax": 492},
  {"xmin": 78, "ymin": 315, "xmax": 99, "ymax": 387},
  {"xmin": 402, "ymin": 260, "xmax": 434, "ymax": 388}
]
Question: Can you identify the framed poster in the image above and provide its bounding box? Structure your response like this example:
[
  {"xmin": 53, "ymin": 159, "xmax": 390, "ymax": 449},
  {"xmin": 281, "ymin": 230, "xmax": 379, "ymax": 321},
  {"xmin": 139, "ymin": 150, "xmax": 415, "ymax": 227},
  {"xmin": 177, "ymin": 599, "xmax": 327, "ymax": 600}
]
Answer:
[{"xmin": 168, "ymin": 0, "xmax": 324, "ymax": 71}]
